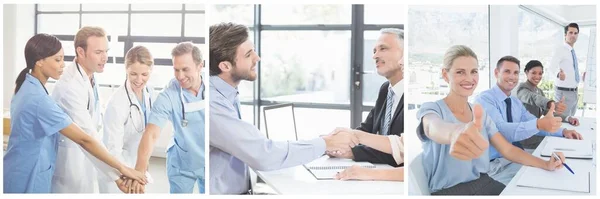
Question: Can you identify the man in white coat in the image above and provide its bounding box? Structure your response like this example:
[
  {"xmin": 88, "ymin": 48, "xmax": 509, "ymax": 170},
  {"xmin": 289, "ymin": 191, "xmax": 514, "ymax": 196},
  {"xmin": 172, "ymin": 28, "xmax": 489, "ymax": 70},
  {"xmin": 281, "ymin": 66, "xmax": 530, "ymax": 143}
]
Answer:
[{"xmin": 51, "ymin": 26, "xmax": 122, "ymax": 193}]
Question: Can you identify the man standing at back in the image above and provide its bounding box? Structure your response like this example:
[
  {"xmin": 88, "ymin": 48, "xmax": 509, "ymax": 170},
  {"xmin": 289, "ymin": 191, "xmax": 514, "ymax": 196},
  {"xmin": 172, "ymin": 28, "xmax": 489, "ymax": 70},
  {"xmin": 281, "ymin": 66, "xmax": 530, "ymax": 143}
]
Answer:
[{"xmin": 549, "ymin": 23, "xmax": 582, "ymax": 126}]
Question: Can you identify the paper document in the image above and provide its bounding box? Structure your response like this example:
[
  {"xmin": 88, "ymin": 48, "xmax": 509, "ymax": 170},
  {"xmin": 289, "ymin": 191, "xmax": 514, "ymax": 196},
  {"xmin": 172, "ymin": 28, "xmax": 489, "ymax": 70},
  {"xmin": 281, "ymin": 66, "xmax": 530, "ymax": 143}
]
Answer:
[
  {"xmin": 516, "ymin": 166, "xmax": 590, "ymax": 193},
  {"xmin": 304, "ymin": 156, "xmax": 375, "ymax": 180},
  {"xmin": 540, "ymin": 137, "xmax": 593, "ymax": 159}
]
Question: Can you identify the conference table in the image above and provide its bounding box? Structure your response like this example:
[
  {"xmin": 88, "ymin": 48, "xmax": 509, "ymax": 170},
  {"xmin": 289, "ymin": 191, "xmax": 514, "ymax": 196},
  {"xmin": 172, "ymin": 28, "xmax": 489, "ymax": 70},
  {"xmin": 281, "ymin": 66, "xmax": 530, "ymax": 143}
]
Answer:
[
  {"xmin": 255, "ymin": 160, "xmax": 403, "ymax": 194},
  {"xmin": 501, "ymin": 117, "xmax": 596, "ymax": 195}
]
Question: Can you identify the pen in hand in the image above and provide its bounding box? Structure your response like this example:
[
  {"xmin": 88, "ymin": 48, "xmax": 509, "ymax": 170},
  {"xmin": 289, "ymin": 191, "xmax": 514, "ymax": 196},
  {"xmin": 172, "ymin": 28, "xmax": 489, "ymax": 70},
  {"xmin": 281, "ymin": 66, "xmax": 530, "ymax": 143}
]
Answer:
[{"xmin": 552, "ymin": 152, "xmax": 575, "ymax": 174}]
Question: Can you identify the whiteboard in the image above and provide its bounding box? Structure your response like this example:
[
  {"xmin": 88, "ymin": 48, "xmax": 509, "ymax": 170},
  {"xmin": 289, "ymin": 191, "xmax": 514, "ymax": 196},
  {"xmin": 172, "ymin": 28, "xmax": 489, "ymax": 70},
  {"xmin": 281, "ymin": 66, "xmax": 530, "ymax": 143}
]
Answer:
[{"xmin": 583, "ymin": 28, "xmax": 596, "ymax": 105}]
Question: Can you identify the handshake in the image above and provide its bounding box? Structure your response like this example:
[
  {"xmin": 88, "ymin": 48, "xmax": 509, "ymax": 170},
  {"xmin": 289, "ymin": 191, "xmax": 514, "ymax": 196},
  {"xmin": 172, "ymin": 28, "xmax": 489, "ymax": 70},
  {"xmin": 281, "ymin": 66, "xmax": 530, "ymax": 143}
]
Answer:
[{"xmin": 322, "ymin": 128, "xmax": 362, "ymax": 159}]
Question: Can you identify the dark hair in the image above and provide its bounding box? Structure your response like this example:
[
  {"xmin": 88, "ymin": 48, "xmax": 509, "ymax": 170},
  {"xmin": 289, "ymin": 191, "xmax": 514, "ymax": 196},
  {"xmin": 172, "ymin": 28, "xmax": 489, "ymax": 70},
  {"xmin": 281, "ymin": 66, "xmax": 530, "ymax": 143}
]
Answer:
[
  {"xmin": 564, "ymin": 23, "xmax": 580, "ymax": 35},
  {"xmin": 524, "ymin": 60, "xmax": 543, "ymax": 73},
  {"xmin": 15, "ymin": 33, "xmax": 62, "ymax": 94},
  {"xmin": 209, "ymin": 22, "xmax": 249, "ymax": 76},
  {"xmin": 496, "ymin": 55, "xmax": 520, "ymax": 69}
]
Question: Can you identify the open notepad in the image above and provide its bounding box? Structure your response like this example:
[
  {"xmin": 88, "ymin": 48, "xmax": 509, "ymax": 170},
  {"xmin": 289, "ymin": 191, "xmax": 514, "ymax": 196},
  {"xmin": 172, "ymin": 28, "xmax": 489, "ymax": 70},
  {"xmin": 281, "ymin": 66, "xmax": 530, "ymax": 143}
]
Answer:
[
  {"xmin": 304, "ymin": 156, "xmax": 375, "ymax": 180},
  {"xmin": 516, "ymin": 166, "xmax": 590, "ymax": 193},
  {"xmin": 540, "ymin": 137, "xmax": 593, "ymax": 159}
]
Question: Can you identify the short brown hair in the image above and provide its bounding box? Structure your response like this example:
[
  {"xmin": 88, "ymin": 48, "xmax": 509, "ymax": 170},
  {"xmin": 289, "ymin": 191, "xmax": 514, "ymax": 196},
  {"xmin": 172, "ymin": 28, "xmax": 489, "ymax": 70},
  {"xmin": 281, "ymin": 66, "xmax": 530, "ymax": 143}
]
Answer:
[
  {"xmin": 209, "ymin": 22, "xmax": 249, "ymax": 76},
  {"xmin": 496, "ymin": 55, "xmax": 520, "ymax": 69},
  {"xmin": 74, "ymin": 26, "xmax": 106, "ymax": 57},
  {"xmin": 171, "ymin": 42, "xmax": 202, "ymax": 65},
  {"xmin": 125, "ymin": 46, "xmax": 154, "ymax": 68}
]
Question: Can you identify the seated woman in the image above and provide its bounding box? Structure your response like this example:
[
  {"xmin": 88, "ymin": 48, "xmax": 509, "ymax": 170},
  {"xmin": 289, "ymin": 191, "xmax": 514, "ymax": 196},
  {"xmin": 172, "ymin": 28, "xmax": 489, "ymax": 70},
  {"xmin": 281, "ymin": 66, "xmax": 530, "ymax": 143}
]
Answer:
[
  {"xmin": 516, "ymin": 60, "xmax": 578, "ymax": 149},
  {"xmin": 417, "ymin": 45, "xmax": 565, "ymax": 195},
  {"xmin": 335, "ymin": 132, "xmax": 403, "ymax": 181}
]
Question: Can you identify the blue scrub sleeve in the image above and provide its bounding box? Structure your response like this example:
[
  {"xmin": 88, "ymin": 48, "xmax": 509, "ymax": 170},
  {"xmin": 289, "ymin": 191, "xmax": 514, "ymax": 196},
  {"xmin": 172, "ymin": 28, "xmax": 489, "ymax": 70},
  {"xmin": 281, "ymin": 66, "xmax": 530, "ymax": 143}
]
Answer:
[
  {"xmin": 37, "ymin": 96, "xmax": 73, "ymax": 136},
  {"xmin": 148, "ymin": 90, "xmax": 173, "ymax": 129}
]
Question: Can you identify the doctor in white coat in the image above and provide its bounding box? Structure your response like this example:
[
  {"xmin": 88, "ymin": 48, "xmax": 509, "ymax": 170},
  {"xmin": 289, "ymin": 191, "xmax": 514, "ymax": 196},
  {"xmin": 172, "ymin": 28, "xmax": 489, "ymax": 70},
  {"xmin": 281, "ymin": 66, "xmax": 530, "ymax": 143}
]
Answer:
[
  {"xmin": 51, "ymin": 26, "xmax": 131, "ymax": 193},
  {"xmin": 99, "ymin": 46, "xmax": 158, "ymax": 193}
]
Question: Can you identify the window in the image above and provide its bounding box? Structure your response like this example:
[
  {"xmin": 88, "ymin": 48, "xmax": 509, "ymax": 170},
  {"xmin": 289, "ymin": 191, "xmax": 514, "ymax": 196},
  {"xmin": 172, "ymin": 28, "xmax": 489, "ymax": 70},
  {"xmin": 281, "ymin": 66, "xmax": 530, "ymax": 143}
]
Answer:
[
  {"xmin": 211, "ymin": 4, "xmax": 403, "ymax": 131},
  {"xmin": 408, "ymin": 5, "xmax": 490, "ymax": 108},
  {"xmin": 36, "ymin": 3, "xmax": 206, "ymax": 90}
]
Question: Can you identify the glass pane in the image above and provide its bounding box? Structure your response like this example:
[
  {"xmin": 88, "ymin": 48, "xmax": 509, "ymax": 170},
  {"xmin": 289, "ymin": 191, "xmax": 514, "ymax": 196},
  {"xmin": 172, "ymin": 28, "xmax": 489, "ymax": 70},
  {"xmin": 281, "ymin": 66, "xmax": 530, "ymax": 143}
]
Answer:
[
  {"xmin": 294, "ymin": 108, "xmax": 350, "ymax": 140},
  {"xmin": 184, "ymin": 14, "xmax": 206, "ymax": 37},
  {"xmin": 240, "ymin": 104, "xmax": 255, "ymax": 126},
  {"xmin": 37, "ymin": 14, "xmax": 80, "ymax": 35},
  {"xmin": 209, "ymin": 4, "xmax": 254, "ymax": 27},
  {"xmin": 261, "ymin": 31, "xmax": 351, "ymax": 104},
  {"xmin": 185, "ymin": 4, "xmax": 205, "ymax": 11},
  {"xmin": 408, "ymin": 5, "xmax": 490, "ymax": 105},
  {"xmin": 364, "ymin": 4, "xmax": 406, "ymax": 24},
  {"xmin": 60, "ymin": 40, "xmax": 76, "ymax": 57},
  {"xmin": 363, "ymin": 30, "xmax": 392, "ymax": 106},
  {"xmin": 131, "ymin": 14, "xmax": 182, "ymax": 36},
  {"xmin": 38, "ymin": 4, "xmax": 80, "ymax": 11},
  {"xmin": 95, "ymin": 63, "xmax": 126, "ymax": 86},
  {"xmin": 108, "ymin": 42, "xmax": 125, "ymax": 59},
  {"xmin": 131, "ymin": 4, "xmax": 182, "ymax": 11},
  {"xmin": 81, "ymin": 14, "xmax": 128, "ymax": 36},
  {"xmin": 82, "ymin": 3, "xmax": 128, "ymax": 11},
  {"xmin": 133, "ymin": 43, "xmax": 205, "ymax": 60},
  {"xmin": 148, "ymin": 65, "xmax": 175, "ymax": 88},
  {"xmin": 261, "ymin": 4, "xmax": 351, "ymax": 25}
]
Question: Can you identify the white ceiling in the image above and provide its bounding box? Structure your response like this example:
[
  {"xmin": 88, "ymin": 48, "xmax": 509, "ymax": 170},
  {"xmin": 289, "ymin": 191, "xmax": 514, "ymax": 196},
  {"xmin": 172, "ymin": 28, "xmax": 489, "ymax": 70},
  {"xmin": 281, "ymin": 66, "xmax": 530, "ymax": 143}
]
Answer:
[{"xmin": 523, "ymin": 5, "xmax": 596, "ymax": 26}]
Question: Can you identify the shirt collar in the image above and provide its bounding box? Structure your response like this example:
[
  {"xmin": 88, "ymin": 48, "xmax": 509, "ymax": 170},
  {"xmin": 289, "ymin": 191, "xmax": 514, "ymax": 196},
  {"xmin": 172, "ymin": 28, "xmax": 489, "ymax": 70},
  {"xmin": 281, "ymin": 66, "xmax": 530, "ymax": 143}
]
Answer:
[
  {"xmin": 24, "ymin": 73, "xmax": 48, "ymax": 94},
  {"xmin": 210, "ymin": 75, "xmax": 239, "ymax": 101},
  {"xmin": 390, "ymin": 79, "xmax": 403, "ymax": 97},
  {"xmin": 491, "ymin": 84, "xmax": 511, "ymax": 100},
  {"xmin": 563, "ymin": 42, "xmax": 574, "ymax": 51}
]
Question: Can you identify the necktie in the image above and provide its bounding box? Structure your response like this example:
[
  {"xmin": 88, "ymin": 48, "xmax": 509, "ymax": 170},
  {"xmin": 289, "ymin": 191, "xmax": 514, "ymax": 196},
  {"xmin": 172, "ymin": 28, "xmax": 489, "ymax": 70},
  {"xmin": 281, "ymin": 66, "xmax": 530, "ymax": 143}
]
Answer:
[
  {"xmin": 571, "ymin": 49, "xmax": 580, "ymax": 83},
  {"xmin": 382, "ymin": 86, "xmax": 395, "ymax": 135},
  {"xmin": 505, "ymin": 97, "xmax": 523, "ymax": 149},
  {"xmin": 233, "ymin": 91, "xmax": 241, "ymax": 119}
]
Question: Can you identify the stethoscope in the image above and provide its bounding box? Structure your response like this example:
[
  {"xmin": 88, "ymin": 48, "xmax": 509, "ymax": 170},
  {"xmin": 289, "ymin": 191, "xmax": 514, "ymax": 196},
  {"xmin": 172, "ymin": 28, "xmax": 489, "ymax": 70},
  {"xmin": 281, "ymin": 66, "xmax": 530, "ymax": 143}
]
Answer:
[
  {"xmin": 75, "ymin": 62, "xmax": 94, "ymax": 111},
  {"xmin": 180, "ymin": 81, "xmax": 205, "ymax": 127},
  {"xmin": 125, "ymin": 79, "xmax": 152, "ymax": 133}
]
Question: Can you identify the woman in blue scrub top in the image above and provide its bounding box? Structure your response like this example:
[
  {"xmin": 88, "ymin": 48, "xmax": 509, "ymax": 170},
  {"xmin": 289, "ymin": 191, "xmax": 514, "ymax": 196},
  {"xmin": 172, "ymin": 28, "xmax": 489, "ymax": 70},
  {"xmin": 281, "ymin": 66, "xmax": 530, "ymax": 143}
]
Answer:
[
  {"xmin": 3, "ymin": 33, "xmax": 147, "ymax": 193},
  {"xmin": 415, "ymin": 45, "xmax": 566, "ymax": 195}
]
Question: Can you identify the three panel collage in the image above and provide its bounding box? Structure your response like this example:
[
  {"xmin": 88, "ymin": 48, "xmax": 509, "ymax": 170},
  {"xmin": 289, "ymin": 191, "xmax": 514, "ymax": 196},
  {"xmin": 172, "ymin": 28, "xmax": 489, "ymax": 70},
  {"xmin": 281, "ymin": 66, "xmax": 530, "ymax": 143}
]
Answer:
[{"xmin": 1, "ymin": 2, "xmax": 598, "ymax": 196}]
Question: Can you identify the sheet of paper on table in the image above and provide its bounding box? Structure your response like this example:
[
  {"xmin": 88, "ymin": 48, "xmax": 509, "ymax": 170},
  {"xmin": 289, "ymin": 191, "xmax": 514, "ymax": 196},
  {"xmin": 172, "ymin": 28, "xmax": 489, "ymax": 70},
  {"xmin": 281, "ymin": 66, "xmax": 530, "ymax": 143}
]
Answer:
[{"xmin": 516, "ymin": 166, "xmax": 590, "ymax": 193}]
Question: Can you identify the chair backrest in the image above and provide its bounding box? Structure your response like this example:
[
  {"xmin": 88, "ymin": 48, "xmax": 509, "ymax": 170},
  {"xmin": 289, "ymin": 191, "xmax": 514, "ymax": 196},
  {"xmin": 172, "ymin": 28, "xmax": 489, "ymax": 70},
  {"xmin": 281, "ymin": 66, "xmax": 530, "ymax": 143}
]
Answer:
[
  {"xmin": 262, "ymin": 103, "xmax": 298, "ymax": 141},
  {"xmin": 408, "ymin": 153, "xmax": 431, "ymax": 195}
]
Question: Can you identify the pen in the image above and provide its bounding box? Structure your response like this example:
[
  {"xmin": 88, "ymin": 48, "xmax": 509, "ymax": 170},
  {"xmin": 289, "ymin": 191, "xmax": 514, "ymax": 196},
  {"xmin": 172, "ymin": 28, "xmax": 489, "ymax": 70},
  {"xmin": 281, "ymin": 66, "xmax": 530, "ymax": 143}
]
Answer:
[
  {"xmin": 552, "ymin": 152, "xmax": 575, "ymax": 175},
  {"xmin": 554, "ymin": 148, "xmax": 575, "ymax": 151}
]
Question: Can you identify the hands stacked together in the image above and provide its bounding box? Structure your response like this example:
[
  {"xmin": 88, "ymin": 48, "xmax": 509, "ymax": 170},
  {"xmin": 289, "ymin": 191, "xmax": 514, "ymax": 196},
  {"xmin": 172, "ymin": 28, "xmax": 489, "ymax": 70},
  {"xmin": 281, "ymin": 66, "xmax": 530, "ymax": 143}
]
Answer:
[{"xmin": 114, "ymin": 166, "xmax": 148, "ymax": 194}]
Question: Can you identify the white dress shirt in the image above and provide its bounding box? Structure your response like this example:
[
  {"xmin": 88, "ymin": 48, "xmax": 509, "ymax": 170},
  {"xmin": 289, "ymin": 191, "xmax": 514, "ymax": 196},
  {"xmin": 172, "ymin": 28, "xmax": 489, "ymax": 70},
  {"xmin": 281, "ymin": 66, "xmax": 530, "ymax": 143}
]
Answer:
[{"xmin": 549, "ymin": 42, "xmax": 580, "ymax": 88}]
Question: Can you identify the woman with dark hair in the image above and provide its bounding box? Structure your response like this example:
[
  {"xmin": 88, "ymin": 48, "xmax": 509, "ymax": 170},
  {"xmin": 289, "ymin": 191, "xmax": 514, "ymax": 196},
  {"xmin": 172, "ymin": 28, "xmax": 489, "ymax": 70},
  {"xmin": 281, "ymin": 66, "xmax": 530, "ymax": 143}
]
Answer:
[
  {"xmin": 516, "ymin": 60, "xmax": 574, "ymax": 149},
  {"xmin": 3, "ymin": 33, "xmax": 147, "ymax": 193}
]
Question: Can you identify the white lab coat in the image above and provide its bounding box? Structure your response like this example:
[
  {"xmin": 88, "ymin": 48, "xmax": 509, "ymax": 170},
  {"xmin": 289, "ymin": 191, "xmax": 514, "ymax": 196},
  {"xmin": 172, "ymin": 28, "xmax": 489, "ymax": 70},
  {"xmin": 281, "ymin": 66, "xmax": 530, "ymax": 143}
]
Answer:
[
  {"xmin": 50, "ymin": 62, "xmax": 120, "ymax": 193},
  {"xmin": 98, "ymin": 80, "xmax": 156, "ymax": 193}
]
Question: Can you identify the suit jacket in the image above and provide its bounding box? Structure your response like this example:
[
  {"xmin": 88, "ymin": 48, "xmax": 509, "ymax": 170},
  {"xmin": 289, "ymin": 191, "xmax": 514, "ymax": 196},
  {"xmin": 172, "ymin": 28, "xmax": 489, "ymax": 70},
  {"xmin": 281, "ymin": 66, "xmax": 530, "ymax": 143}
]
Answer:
[{"xmin": 352, "ymin": 81, "xmax": 404, "ymax": 167}]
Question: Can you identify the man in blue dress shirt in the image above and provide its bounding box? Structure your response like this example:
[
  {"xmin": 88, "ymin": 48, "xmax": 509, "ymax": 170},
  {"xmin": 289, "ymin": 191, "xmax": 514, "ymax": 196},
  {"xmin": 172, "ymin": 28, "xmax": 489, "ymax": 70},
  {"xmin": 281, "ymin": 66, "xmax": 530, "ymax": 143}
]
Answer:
[
  {"xmin": 208, "ymin": 22, "xmax": 359, "ymax": 195},
  {"xmin": 475, "ymin": 56, "xmax": 582, "ymax": 185}
]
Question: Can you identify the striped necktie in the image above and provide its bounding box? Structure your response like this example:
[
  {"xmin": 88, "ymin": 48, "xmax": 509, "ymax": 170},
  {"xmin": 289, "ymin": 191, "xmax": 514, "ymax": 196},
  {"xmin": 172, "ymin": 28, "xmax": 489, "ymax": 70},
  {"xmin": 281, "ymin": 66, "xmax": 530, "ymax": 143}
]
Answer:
[{"xmin": 382, "ymin": 86, "xmax": 395, "ymax": 135}]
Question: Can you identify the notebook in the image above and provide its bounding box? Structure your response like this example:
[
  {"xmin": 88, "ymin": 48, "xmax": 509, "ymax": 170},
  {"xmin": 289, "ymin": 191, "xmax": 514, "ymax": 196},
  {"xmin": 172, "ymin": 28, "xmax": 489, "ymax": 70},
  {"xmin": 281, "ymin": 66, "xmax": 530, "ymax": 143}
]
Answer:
[
  {"xmin": 304, "ymin": 156, "xmax": 376, "ymax": 180},
  {"xmin": 516, "ymin": 166, "xmax": 590, "ymax": 193},
  {"xmin": 540, "ymin": 137, "xmax": 593, "ymax": 159}
]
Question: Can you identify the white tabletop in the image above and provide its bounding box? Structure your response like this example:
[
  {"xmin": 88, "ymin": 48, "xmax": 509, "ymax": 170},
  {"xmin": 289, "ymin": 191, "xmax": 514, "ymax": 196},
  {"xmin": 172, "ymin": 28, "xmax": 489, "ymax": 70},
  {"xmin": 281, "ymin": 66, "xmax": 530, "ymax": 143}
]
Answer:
[
  {"xmin": 255, "ymin": 162, "xmax": 404, "ymax": 194},
  {"xmin": 501, "ymin": 117, "xmax": 596, "ymax": 195}
]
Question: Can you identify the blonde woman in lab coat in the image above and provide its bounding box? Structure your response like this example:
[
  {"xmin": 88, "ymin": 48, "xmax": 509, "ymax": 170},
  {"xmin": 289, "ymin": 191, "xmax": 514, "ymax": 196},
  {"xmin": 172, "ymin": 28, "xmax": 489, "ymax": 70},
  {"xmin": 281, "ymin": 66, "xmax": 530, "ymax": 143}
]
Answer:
[{"xmin": 99, "ymin": 46, "xmax": 157, "ymax": 193}]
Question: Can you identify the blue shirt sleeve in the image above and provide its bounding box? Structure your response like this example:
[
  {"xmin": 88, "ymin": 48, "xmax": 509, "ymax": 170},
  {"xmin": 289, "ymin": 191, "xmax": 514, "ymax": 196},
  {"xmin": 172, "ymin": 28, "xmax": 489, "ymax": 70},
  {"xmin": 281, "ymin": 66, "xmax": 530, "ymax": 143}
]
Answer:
[
  {"xmin": 148, "ymin": 90, "xmax": 173, "ymax": 129},
  {"xmin": 475, "ymin": 93, "xmax": 539, "ymax": 142},
  {"xmin": 416, "ymin": 102, "xmax": 442, "ymax": 142},
  {"xmin": 36, "ymin": 96, "xmax": 72, "ymax": 136},
  {"xmin": 209, "ymin": 95, "xmax": 325, "ymax": 171}
]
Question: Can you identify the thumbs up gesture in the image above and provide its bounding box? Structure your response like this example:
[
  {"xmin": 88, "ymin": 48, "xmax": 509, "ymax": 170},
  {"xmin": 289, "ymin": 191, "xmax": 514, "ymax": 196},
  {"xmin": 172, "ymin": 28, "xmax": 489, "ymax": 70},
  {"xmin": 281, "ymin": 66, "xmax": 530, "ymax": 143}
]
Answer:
[
  {"xmin": 558, "ymin": 69, "xmax": 566, "ymax": 81},
  {"xmin": 537, "ymin": 102, "xmax": 563, "ymax": 132},
  {"xmin": 554, "ymin": 96, "xmax": 567, "ymax": 115},
  {"xmin": 449, "ymin": 104, "xmax": 489, "ymax": 161}
]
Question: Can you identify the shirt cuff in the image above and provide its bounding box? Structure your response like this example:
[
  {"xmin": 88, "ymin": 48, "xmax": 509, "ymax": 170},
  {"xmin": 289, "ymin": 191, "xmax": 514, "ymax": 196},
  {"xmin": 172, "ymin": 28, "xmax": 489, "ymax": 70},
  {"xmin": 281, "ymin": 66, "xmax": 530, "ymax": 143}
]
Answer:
[
  {"xmin": 388, "ymin": 135, "xmax": 404, "ymax": 165},
  {"xmin": 312, "ymin": 137, "xmax": 327, "ymax": 156}
]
